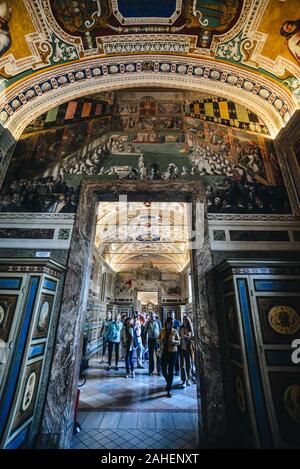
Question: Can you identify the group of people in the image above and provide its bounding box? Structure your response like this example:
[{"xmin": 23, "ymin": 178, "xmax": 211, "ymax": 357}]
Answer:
[
  {"xmin": 58, "ymin": 142, "xmax": 110, "ymax": 177},
  {"xmin": 0, "ymin": 176, "xmax": 79, "ymax": 213},
  {"xmin": 100, "ymin": 311, "xmax": 195, "ymax": 398},
  {"xmin": 206, "ymin": 177, "xmax": 291, "ymax": 214},
  {"xmin": 189, "ymin": 141, "xmax": 236, "ymax": 177}
]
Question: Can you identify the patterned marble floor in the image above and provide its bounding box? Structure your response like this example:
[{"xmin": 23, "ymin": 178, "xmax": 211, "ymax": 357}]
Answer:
[
  {"xmin": 70, "ymin": 353, "xmax": 200, "ymax": 449},
  {"xmin": 79, "ymin": 356, "xmax": 198, "ymax": 411}
]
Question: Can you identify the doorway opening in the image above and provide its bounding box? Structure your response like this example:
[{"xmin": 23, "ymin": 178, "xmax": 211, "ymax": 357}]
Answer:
[{"xmin": 74, "ymin": 197, "xmax": 200, "ymax": 450}]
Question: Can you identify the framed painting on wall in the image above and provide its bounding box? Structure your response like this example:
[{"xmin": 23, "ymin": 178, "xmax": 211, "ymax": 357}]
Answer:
[
  {"xmin": 11, "ymin": 360, "xmax": 43, "ymax": 433},
  {"xmin": 32, "ymin": 294, "xmax": 54, "ymax": 340},
  {"xmin": 0, "ymin": 294, "xmax": 18, "ymax": 343},
  {"xmin": 232, "ymin": 129, "xmax": 267, "ymax": 182}
]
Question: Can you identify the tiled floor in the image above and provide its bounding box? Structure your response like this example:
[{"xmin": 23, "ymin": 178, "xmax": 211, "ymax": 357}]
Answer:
[
  {"xmin": 79, "ymin": 355, "xmax": 198, "ymax": 411},
  {"xmin": 71, "ymin": 426, "xmax": 198, "ymax": 450},
  {"xmin": 70, "ymin": 353, "xmax": 200, "ymax": 449}
]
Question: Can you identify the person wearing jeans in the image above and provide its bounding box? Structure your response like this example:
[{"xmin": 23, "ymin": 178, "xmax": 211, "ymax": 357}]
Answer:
[
  {"xmin": 145, "ymin": 312, "xmax": 162, "ymax": 375},
  {"xmin": 159, "ymin": 316, "xmax": 180, "ymax": 397},
  {"xmin": 100, "ymin": 311, "xmax": 112, "ymax": 362},
  {"xmin": 133, "ymin": 314, "xmax": 144, "ymax": 368},
  {"xmin": 179, "ymin": 315, "xmax": 194, "ymax": 388},
  {"xmin": 106, "ymin": 313, "xmax": 123, "ymax": 371},
  {"xmin": 168, "ymin": 311, "xmax": 181, "ymax": 375},
  {"xmin": 121, "ymin": 317, "xmax": 136, "ymax": 378}
]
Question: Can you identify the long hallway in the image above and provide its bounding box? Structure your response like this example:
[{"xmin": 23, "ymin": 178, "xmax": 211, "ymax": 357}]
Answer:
[{"xmin": 70, "ymin": 354, "xmax": 200, "ymax": 450}]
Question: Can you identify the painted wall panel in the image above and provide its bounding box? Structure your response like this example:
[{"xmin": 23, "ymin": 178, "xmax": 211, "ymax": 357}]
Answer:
[
  {"xmin": 220, "ymin": 262, "xmax": 300, "ymax": 448},
  {"xmin": 0, "ymin": 259, "xmax": 65, "ymax": 449}
]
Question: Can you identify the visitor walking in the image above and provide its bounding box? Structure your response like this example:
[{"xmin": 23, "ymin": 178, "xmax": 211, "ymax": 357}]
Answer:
[
  {"xmin": 179, "ymin": 315, "xmax": 194, "ymax": 388},
  {"xmin": 168, "ymin": 311, "xmax": 180, "ymax": 375},
  {"xmin": 100, "ymin": 311, "xmax": 112, "ymax": 362},
  {"xmin": 145, "ymin": 312, "xmax": 162, "ymax": 375},
  {"xmin": 159, "ymin": 316, "xmax": 180, "ymax": 397},
  {"xmin": 106, "ymin": 313, "xmax": 123, "ymax": 371},
  {"xmin": 121, "ymin": 317, "xmax": 136, "ymax": 378},
  {"xmin": 133, "ymin": 313, "xmax": 144, "ymax": 369},
  {"xmin": 141, "ymin": 314, "xmax": 149, "ymax": 363}
]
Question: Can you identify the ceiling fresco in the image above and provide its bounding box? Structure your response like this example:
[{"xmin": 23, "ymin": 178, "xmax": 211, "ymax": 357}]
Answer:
[
  {"xmin": 48, "ymin": 0, "xmax": 242, "ymax": 48},
  {"xmin": 0, "ymin": 0, "xmax": 298, "ymax": 141},
  {"xmin": 95, "ymin": 201, "xmax": 190, "ymax": 272}
]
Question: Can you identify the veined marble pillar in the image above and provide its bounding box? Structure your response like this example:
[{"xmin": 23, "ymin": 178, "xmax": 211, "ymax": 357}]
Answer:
[
  {"xmin": 191, "ymin": 193, "xmax": 226, "ymax": 446},
  {"xmin": 37, "ymin": 181, "xmax": 98, "ymax": 448}
]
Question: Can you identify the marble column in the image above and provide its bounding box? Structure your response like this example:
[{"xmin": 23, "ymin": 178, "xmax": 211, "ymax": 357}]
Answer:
[
  {"xmin": 191, "ymin": 193, "xmax": 226, "ymax": 446},
  {"xmin": 37, "ymin": 180, "xmax": 98, "ymax": 448}
]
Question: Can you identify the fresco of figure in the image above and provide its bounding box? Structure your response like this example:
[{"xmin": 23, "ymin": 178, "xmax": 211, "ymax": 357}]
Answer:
[
  {"xmin": 0, "ymin": 2, "xmax": 12, "ymax": 57},
  {"xmin": 280, "ymin": 19, "xmax": 300, "ymax": 64}
]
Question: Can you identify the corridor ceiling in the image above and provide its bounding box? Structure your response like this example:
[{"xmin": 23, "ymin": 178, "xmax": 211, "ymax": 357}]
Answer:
[
  {"xmin": 95, "ymin": 201, "xmax": 191, "ymax": 273},
  {"xmin": 0, "ymin": 1, "xmax": 299, "ymax": 140}
]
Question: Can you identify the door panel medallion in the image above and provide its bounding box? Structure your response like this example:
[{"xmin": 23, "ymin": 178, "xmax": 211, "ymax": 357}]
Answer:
[{"xmin": 268, "ymin": 306, "xmax": 300, "ymax": 335}]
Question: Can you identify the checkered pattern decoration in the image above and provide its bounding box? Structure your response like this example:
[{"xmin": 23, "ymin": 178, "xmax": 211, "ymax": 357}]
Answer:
[{"xmin": 185, "ymin": 97, "xmax": 270, "ymax": 135}]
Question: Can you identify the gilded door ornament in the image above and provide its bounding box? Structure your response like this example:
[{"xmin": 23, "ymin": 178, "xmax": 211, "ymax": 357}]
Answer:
[{"xmin": 268, "ymin": 305, "xmax": 300, "ymax": 335}]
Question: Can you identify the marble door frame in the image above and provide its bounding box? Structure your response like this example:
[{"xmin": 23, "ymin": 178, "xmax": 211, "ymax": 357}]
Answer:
[{"xmin": 38, "ymin": 179, "xmax": 226, "ymax": 448}]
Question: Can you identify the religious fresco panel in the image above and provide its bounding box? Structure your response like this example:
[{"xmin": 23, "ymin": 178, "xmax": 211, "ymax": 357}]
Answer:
[{"xmin": 0, "ymin": 90, "xmax": 291, "ymax": 215}]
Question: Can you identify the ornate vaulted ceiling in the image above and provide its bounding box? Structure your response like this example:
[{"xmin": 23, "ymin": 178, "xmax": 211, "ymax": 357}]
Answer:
[
  {"xmin": 95, "ymin": 201, "xmax": 190, "ymax": 272},
  {"xmin": 0, "ymin": 0, "xmax": 299, "ymax": 141}
]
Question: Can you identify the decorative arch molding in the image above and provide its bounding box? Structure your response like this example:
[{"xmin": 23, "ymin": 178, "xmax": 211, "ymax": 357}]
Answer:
[{"xmin": 0, "ymin": 55, "xmax": 297, "ymax": 140}]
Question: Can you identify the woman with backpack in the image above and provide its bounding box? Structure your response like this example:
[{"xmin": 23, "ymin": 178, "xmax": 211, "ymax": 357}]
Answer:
[{"xmin": 121, "ymin": 317, "xmax": 137, "ymax": 378}]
